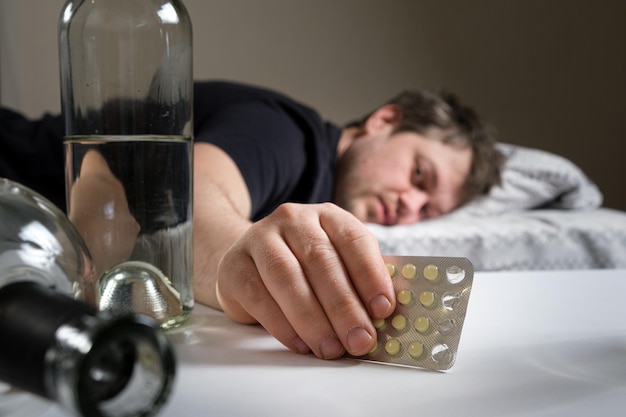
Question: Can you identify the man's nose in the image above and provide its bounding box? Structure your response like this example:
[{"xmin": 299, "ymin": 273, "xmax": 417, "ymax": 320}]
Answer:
[{"xmin": 397, "ymin": 189, "xmax": 429, "ymax": 224}]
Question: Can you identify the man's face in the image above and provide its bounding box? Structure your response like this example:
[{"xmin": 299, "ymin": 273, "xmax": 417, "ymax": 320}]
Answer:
[{"xmin": 334, "ymin": 129, "xmax": 472, "ymax": 225}]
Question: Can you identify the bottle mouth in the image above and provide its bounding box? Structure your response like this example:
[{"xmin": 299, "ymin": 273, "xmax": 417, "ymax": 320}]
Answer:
[{"xmin": 46, "ymin": 313, "xmax": 176, "ymax": 417}]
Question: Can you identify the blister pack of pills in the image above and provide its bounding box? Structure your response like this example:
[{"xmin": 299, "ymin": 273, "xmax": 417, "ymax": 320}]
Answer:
[{"xmin": 352, "ymin": 255, "xmax": 474, "ymax": 371}]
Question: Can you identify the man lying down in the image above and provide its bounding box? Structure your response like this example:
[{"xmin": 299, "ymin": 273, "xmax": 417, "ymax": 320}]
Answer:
[{"xmin": 0, "ymin": 80, "xmax": 503, "ymax": 360}]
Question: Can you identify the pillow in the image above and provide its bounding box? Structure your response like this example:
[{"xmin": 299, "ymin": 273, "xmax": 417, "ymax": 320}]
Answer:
[{"xmin": 447, "ymin": 143, "xmax": 603, "ymax": 219}]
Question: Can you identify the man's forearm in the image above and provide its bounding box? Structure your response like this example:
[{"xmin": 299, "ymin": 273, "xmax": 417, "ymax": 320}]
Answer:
[{"xmin": 192, "ymin": 174, "xmax": 251, "ymax": 310}]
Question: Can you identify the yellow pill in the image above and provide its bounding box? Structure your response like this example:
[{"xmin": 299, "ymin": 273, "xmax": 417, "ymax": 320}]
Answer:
[
  {"xmin": 397, "ymin": 289, "xmax": 413, "ymax": 305},
  {"xmin": 419, "ymin": 291, "xmax": 435, "ymax": 307},
  {"xmin": 414, "ymin": 316, "xmax": 430, "ymax": 333},
  {"xmin": 408, "ymin": 342, "xmax": 424, "ymax": 359},
  {"xmin": 386, "ymin": 263, "xmax": 397, "ymax": 278},
  {"xmin": 401, "ymin": 263, "xmax": 417, "ymax": 280},
  {"xmin": 385, "ymin": 339, "xmax": 401, "ymax": 355},
  {"xmin": 373, "ymin": 318, "xmax": 386, "ymax": 329},
  {"xmin": 368, "ymin": 342, "xmax": 380, "ymax": 355},
  {"xmin": 391, "ymin": 314, "xmax": 407, "ymax": 331},
  {"xmin": 423, "ymin": 264, "xmax": 439, "ymax": 281}
]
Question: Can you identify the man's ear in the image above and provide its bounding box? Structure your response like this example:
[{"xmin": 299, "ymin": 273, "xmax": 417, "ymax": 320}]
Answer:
[{"xmin": 364, "ymin": 104, "xmax": 401, "ymax": 134}]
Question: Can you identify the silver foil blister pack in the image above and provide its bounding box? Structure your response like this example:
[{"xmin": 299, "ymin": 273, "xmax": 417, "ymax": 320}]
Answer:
[{"xmin": 353, "ymin": 255, "xmax": 474, "ymax": 371}]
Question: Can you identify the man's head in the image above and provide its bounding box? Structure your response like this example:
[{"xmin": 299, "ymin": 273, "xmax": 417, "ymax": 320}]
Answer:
[{"xmin": 334, "ymin": 89, "xmax": 503, "ymax": 225}]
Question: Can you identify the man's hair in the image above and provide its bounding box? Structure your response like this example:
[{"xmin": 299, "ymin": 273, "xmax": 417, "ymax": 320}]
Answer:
[{"xmin": 345, "ymin": 89, "xmax": 504, "ymax": 206}]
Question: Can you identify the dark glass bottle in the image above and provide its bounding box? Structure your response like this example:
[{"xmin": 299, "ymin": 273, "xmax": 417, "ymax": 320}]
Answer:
[{"xmin": 0, "ymin": 178, "xmax": 176, "ymax": 417}]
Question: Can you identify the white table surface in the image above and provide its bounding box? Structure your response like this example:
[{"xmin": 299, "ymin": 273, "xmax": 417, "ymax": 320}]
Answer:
[{"xmin": 14, "ymin": 269, "xmax": 626, "ymax": 416}]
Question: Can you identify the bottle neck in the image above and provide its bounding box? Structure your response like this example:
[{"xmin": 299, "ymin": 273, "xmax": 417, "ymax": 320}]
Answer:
[
  {"xmin": 48, "ymin": 312, "xmax": 176, "ymax": 417},
  {"xmin": 0, "ymin": 281, "xmax": 96, "ymax": 398},
  {"xmin": 0, "ymin": 281, "xmax": 176, "ymax": 417}
]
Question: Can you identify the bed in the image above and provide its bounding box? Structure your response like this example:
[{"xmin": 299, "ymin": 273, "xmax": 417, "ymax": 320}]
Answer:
[{"xmin": 368, "ymin": 143, "xmax": 626, "ymax": 271}]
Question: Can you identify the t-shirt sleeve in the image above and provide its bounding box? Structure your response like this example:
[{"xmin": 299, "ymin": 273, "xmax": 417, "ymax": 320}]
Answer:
[
  {"xmin": 0, "ymin": 109, "xmax": 66, "ymax": 211},
  {"xmin": 194, "ymin": 100, "xmax": 308, "ymax": 220}
]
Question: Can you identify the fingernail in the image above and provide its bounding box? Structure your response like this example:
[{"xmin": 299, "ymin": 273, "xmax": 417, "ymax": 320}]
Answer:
[
  {"xmin": 370, "ymin": 294, "xmax": 393, "ymax": 318},
  {"xmin": 347, "ymin": 327, "xmax": 373, "ymax": 355},
  {"xmin": 292, "ymin": 336, "xmax": 310, "ymax": 354},
  {"xmin": 319, "ymin": 336, "xmax": 344, "ymax": 359}
]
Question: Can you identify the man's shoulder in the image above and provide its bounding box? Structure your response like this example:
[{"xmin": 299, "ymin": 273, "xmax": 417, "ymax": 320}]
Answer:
[
  {"xmin": 193, "ymin": 80, "xmax": 287, "ymax": 101},
  {"xmin": 193, "ymin": 80, "xmax": 326, "ymax": 131}
]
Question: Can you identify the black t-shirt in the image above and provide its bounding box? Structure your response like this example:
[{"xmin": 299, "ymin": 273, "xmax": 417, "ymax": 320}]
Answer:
[
  {"xmin": 0, "ymin": 81, "xmax": 341, "ymax": 219},
  {"xmin": 193, "ymin": 81, "xmax": 341, "ymax": 220},
  {"xmin": 0, "ymin": 108, "xmax": 66, "ymax": 210}
]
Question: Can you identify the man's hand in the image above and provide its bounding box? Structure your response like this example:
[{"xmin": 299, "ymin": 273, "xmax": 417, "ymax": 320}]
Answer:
[
  {"xmin": 215, "ymin": 202, "xmax": 396, "ymax": 359},
  {"xmin": 193, "ymin": 143, "xmax": 396, "ymax": 360}
]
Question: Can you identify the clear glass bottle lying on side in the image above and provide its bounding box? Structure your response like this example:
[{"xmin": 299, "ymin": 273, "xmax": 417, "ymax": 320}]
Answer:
[{"xmin": 0, "ymin": 178, "xmax": 176, "ymax": 417}]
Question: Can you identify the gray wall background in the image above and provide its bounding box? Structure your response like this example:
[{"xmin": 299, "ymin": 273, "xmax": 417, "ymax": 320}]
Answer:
[{"xmin": 1, "ymin": 0, "xmax": 625, "ymax": 210}]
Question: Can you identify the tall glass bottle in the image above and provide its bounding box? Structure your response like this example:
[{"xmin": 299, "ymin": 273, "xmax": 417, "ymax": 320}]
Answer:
[
  {"xmin": 58, "ymin": 0, "xmax": 194, "ymax": 328},
  {"xmin": 0, "ymin": 178, "xmax": 176, "ymax": 417}
]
